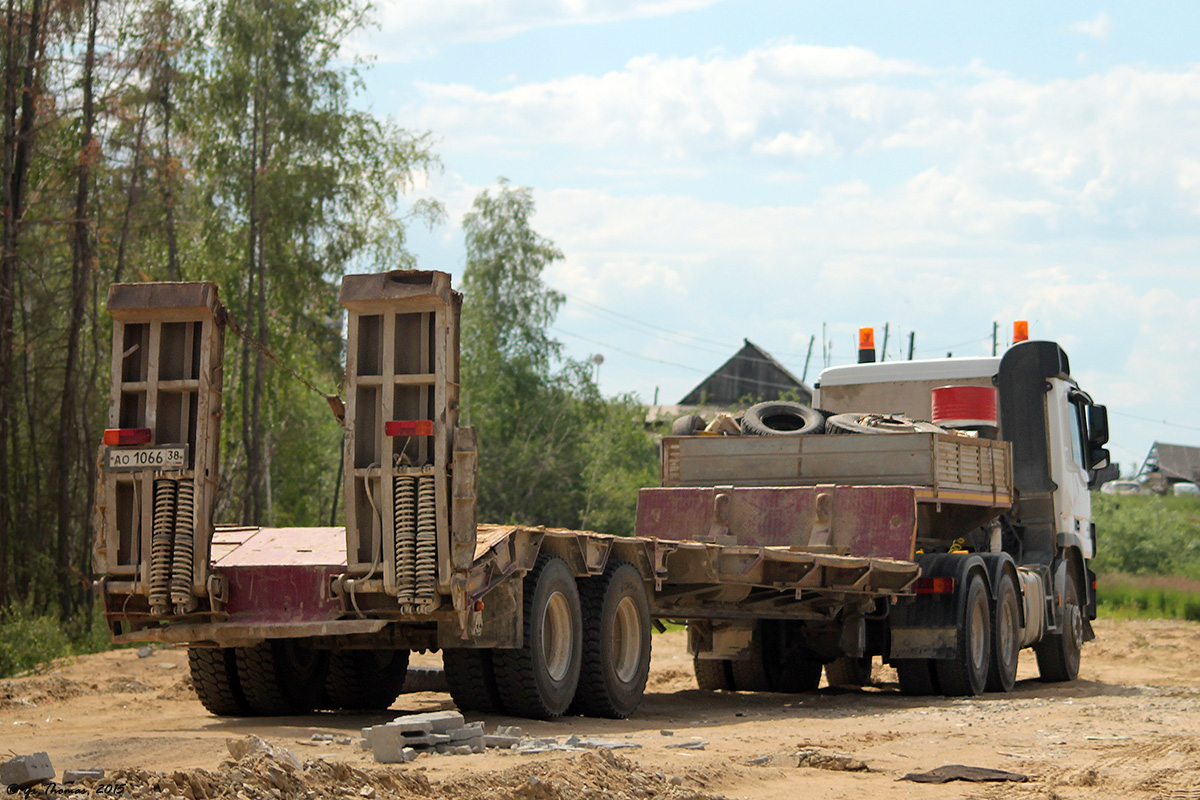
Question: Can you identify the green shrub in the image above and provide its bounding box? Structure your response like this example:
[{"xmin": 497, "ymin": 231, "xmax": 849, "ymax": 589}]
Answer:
[
  {"xmin": 1091, "ymin": 493, "xmax": 1200, "ymax": 580},
  {"xmin": 0, "ymin": 602, "xmax": 116, "ymax": 678}
]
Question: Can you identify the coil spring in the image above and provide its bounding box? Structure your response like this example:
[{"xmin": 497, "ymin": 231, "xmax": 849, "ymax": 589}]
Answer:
[
  {"xmin": 393, "ymin": 475, "xmax": 417, "ymax": 604},
  {"xmin": 415, "ymin": 476, "xmax": 437, "ymax": 601},
  {"xmin": 171, "ymin": 480, "xmax": 195, "ymax": 612},
  {"xmin": 149, "ymin": 479, "xmax": 177, "ymax": 612}
]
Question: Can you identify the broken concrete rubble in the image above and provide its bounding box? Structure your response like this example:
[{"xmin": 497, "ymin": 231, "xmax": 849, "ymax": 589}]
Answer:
[{"xmin": 0, "ymin": 752, "xmax": 55, "ymax": 789}]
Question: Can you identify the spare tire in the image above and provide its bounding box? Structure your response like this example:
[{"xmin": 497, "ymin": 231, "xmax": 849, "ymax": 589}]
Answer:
[
  {"xmin": 826, "ymin": 413, "xmax": 944, "ymax": 435},
  {"xmin": 670, "ymin": 414, "xmax": 706, "ymax": 436},
  {"xmin": 742, "ymin": 401, "xmax": 824, "ymax": 436}
]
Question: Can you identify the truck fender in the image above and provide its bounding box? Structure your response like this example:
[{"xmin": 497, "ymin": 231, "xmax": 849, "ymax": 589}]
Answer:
[
  {"xmin": 887, "ymin": 553, "xmax": 990, "ymax": 661},
  {"xmin": 1049, "ymin": 546, "xmax": 1093, "ymax": 640}
]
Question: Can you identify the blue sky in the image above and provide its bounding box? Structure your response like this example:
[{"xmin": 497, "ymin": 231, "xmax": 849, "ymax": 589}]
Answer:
[{"xmin": 353, "ymin": 0, "xmax": 1200, "ymax": 477}]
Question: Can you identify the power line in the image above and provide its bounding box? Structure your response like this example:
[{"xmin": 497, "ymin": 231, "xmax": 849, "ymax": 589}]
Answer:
[{"xmin": 1104, "ymin": 412, "xmax": 1200, "ymax": 431}]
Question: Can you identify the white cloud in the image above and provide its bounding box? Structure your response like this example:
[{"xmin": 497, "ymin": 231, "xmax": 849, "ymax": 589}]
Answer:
[
  {"xmin": 1070, "ymin": 11, "xmax": 1112, "ymax": 42},
  {"xmin": 362, "ymin": 0, "xmax": 725, "ymax": 61}
]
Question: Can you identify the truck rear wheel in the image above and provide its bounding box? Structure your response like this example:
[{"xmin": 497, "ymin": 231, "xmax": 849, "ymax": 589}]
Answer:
[
  {"xmin": 934, "ymin": 571, "xmax": 991, "ymax": 696},
  {"xmin": 188, "ymin": 647, "xmax": 249, "ymax": 716},
  {"xmin": 1035, "ymin": 574, "xmax": 1082, "ymax": 682},
  {"xmin": 987, "ymin": 572, "xmax": 1021, "ymax": 692},
  {"xmin": 894, "ymin": 658, "xmax": 940, "ymax": 695},
  {"xmin": 322, "ymin": 649, "xmax": 409, "ymax": 710},
  {"xmin": 825, "ymin": 656, "xmax": 873, "ymax": 688},
  {"xmin": 572, "ymin": 562, "xmax": 652, "ymax": 719},
  {"xmin": 444, "ymin": 648, "xmax": 505, "ymax": 713},
  {"xmin": 494, "ymin": 555, "xmax": 582, "ymax": 719},
  {"xmin": 235, "ymin": 640, "xmax": 329, "ymax": 716},
  {"xmin": 694, "ymin": 657, "xmax": 734, "ymax": 690}
]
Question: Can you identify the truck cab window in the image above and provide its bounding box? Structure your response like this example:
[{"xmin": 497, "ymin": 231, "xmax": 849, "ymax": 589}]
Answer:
[{"xmin": 1068, "ymin": 401, "xmax": 1086, "ymax": 469}]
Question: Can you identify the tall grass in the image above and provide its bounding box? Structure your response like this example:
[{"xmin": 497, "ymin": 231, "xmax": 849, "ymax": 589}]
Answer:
[{"xmin": 1096, "ymin": 573, "xmax": 1200, "ymax": 621}]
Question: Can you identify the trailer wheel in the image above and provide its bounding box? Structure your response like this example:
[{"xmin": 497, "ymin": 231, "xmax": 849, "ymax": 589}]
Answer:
[
  {"xmin": 1035, "ymin": 573, "xmax": 1082, "ymax": 682},
  {"xmin": 494, "ymin": 555, "xmax": 582, "ymax": 719},
  {"xmin": 934, "ymin": 571, "xmax": 991, "ymax": 696},
  {"xmin": 571, "ymin": 562, "xmax": 652, "ymax": 719},
  {"xmin": 188, "ymin": 647, "xmax": 249, "ymax": 716},
  {"xmin": 987, "ymin": 572, "xmax": 1021, "ymax": 693},
  {"xmin": 825, "ymin": 656, "xmax": 873, "ymax": 688},
  {"xmin": 444, "ymin": 649, "xmax": 505, "ymax": 713},
  {"xmin": 742, "ymin": 401, "xmax": 824, "ymax": 436},
  {"xmin": 693, "ymin": 657, "xmax": 734, "ymax": 690},
  {"xmin": 894, "ymin": 658, "xmax": 940, "ymax": 695},
  {"xmin": 321, "ymin": 649, "xmax": 409, "ymax": 710},
  {"xmin": 235, "ymin": 640, "xmax": 329, "ymax": 716},
  {"xmin": 760, "ymin": 620, "xmax": 822, "ymax": 692}
]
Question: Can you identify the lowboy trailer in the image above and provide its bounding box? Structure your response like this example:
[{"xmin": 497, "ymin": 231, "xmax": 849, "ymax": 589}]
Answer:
[{"xmin": 92, "ymin": 272, "xmax": 1109, "ymax": 718}]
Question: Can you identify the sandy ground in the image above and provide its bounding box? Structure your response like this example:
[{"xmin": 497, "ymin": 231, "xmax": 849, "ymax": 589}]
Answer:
[{"xmin": 1, "ymin": 618, "xmax": 1199, "ymax": 799}]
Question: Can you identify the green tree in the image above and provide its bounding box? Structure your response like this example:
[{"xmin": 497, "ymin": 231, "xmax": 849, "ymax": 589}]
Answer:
[
  {"xmin": 460, "ymin": 180, "xmax": 659, "ymax": 532},
  {"xmin": 189, "ymin": 0, "xmax": 441, "ymax": 525}
]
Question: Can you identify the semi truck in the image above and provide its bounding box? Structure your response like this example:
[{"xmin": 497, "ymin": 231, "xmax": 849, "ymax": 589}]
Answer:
[{"xmin": 92, "ymin": 271, "xmax": 1110, "ymax": 720}]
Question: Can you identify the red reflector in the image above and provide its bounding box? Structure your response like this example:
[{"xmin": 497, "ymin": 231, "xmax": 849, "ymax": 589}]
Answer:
[
  {"xmin": 915, "ymin": 577, "xmax": 956, "ymax": 594},
  {"xmin": 385, "ymin": 420, "xmax": 433, "ymax": 437},
  {"xmin": 103, "ymin": 428, "xmax": 152, "ymax": 446}
]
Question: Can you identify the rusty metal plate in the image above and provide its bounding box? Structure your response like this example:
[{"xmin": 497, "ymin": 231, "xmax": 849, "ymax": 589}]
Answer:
[
  {"xmin": 220, "ymin": 565, "xmax": 343, "ymax": 623},
  {"xmin": 636, "ymin": 484, "xmax": 916, "ymax": 561}
]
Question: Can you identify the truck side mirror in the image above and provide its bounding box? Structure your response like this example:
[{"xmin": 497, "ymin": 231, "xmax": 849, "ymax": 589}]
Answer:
[
  {"xmin": 1088, "ymin": 447, "xmax": 1110, "ymax": 472},
  {"xmin": 1087, "ymin": 404, "xmax": 1109, "ymax": 447}
]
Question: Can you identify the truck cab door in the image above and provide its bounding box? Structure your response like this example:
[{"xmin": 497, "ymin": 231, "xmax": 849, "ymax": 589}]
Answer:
[{"xmin": 1045, "ymin": 380, "xmax": 1094, "ymax": 558}]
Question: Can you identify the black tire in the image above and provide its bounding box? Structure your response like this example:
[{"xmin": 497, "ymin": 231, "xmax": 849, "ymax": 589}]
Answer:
[
  {"xmin": 188, "ymin": 647, "xmax": 249, "ymax": 716},
  {"xmin": 987, "ymin": 572, "xmax": 1021, "ymax": 693},
  {"xmin": 825, "ymin": 656, "xmax": 873, "ymax": 688},
  {"xmin": 444, "ymin": 648, "xmax": 505, "ymax": 713},
  {"xmin": 1035, "ymin": 571, "xmax": 1083, "ymax": 682},
  {"xmin": 670, "ymin": 414, "xmax": 706, "ymax": 436},
  {"xmin": 728, "ymin": 623, "xmax": 771, "ymax": 691},
  {"xmin": 826, "ymin": 413, "xmax": 939, "ymax": 435},
  {"xmin": 742, "ymin": 401, "xmax": 824, "ymax": 436},
  {"xmin": 572, "ymin": 562, "xmax": 652, "ymax": 719},
  {"xmin": 934, "ymin": 571, "xmax": 991, "ymax": 696},
  {"xmin": 894, "ymin": 658, "xmax": 940, "ymax": 695},
  {"xmin": 493, "ymin": 555, "xmax": 583, "ymax": 719},
  {"xmin": 322, "ymin": 649, "xmax": 409, "ymax": 711},
  {"xmin": 761, "ymin": 620, "xmax": 822, "ymax": 692},
  {"xmin": 693, "ymin": 657, "xmax": 734, "ymax": 690},
  {"xmin": 235, "ymin": 640, "xmax": 329, "ymax": 716}
]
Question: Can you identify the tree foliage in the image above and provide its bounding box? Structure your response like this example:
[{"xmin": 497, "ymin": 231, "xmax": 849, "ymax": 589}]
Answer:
[
  {"xmin": 0, "ymin": 0, "xmax": 439, "ymax": 623},
  {"xmin": 460, "ymin": 180, "xmax": 658, "ymax": 534}
]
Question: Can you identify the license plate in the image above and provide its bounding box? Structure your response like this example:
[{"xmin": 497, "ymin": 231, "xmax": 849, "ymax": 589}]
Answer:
[{"xmin": 106, "ymin": 445, "xmax": 188, "ymax": 471}]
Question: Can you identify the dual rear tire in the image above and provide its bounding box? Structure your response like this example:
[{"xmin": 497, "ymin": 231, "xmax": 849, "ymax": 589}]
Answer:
[{"xmin": 448, "ymin": 556, "xmax": 652, "ymax": 720}]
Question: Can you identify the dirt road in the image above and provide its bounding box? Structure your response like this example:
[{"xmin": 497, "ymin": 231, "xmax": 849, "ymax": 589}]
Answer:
[{"xmin": 2, "ymin": 618, "xmax": 1198, "ymax": 799}]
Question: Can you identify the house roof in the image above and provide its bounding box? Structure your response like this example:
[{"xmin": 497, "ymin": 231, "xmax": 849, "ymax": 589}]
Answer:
[
  {"xmin": 1141, "ymin": 442, "xmax": 1200, "ymax": 484},
  {"xmin": 679, "ymin": 339, "xmax": 812, "ymax": 407}
]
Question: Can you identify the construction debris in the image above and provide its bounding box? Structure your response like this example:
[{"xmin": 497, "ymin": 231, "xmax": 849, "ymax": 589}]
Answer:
[{"xmin": 0, "ymin": 752, "xmax": 55, "ymax": 789}]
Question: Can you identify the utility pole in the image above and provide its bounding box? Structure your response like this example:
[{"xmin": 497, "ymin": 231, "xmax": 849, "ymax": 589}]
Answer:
[
  {"xmin": 821, "ymin": 322, "xmax": 827, "ymax": 368},
  {"xmin": 992, "ymin": 321, "xmax": 998, "ymax": 356},
  {"xmin": 801, "ymin": 334, "xmax": 815, "ymax": 382},
  {"xmin": 907, "ymin": 332, "xmax": 915, "ymax": 360},
  {"xmin": 880, "ymin": 323, "xmax": 890, "ymax": 362}
]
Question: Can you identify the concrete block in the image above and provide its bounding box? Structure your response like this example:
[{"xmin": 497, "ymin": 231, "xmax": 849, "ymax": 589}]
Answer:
[
  {"xmin": 396, "ymin": 733, "xmax": 450, "ymax": 747},
  {"xmin": 446, "ymin": 722, "xmax": 485, "ymax": 742},
  {"xmin": 0, "ymin": 753, "xmax": 55, "ymax": 789},
  {"xmin": 494, "ymin": 725, "xmax": 524, "ymax": 738},
  {"xmin": 387, "ymin": 710, "xmax": 464, "ymax": 733},
  {"xmin": 62, "ymin": 769, "xmax": 105, "ymax": 784},
  {"xmin": 372, "ymin": 738, "xmax": 417, "ymax": 764},
  {"xmin": 484, "ymin": 735, "xmax": 521, "ymax": 749}
]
